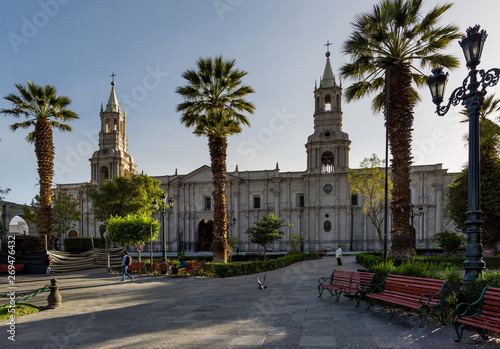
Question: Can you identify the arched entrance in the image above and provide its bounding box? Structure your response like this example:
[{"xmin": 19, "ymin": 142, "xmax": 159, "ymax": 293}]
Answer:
[
  {"xmin": 198, "ymin": 219, "xmax": 214, "ymax": 251},
  {"xmin": 9, "ymin": 215, "xmax": 29, "ymax": 235}
]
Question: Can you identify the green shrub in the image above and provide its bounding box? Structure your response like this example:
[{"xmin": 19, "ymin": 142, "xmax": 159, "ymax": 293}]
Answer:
[
  {"xmin": 64, "ymin": 237, "xmax": 106, "ymax": 252},
  {"xmin": 396, "ymin": 260, "xmax": 441, "ymax": 279},
  {"xmin": 464, "ymin": 271, "xmax": 500, "ymax": 303},
  {"xmin": 13, "ymin": 236, "xmax": 44, "ymax": 252},
  {"xmin": 355, "ymin": 252, "xmax": 384, "ymax": 268},
  {"xmin": 287, "ymin": 233, "xmax": 305, "ymax": 253},
  {"xmin": 430, "ymin": 230, "xmax": 466, "ymax": 256},
  {"xmin": 205, "ymin": 252, "xmax": 321, "ymax": 277},
  {"xmin": 484, "ymin": 256, "xmax": 500, "ymax": 269},
  {"xmin": 368, "ymin": 259, "xmax": 442, "ymax": 280},
  {"xmin": 231, "ymin": 253, "xmax": 287, "ymax": 262}
]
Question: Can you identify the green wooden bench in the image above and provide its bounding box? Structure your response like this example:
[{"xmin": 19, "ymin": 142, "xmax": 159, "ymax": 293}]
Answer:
[
  {"xmin": 366, "ymin": 274, "xmax": 449, "ymax": 327},
  {"xmin": 318, "ymin": 270, "xmax": 375, "ymax": 306},
  {"xmin": 453, "ymin": 286, "xmax": 500, "ymax": 342}
]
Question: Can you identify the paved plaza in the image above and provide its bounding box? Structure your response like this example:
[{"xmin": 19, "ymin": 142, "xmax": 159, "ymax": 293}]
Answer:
[{"xmin": 1, "ymin": 256, "xmax": 499, "ymax": 348}]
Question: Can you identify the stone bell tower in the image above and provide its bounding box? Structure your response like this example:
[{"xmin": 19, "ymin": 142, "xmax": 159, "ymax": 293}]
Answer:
[
  {"xmin": 305, "ymin": 47, "xmax": 351, "ymax": 174},
  {"xmin": 89, "ymin": 75, "xmax": 136, "ymax": 183}
]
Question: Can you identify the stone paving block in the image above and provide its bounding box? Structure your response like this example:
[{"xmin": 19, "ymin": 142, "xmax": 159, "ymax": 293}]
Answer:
[
  {"xmin": 299, "ymin": 335, "xmax": 336, "ymax": 347},
  {"xmin": 274, "ymin": 318, "xmax": 304, "ymax": 328},
  {"xmin": 197, "ymin": 334, "xmax": 236, "ymax": 347},
  {"xmin": 336, "ymin": 335, "xmax": 379, "ymax": 348},
  {"xmin": 291, "ymin": 312, "xmax": 306, "ymax": 320},
  {"xmin": 263, "ymin": 334, "xmax": 302, "ymax": 347},
  {"xmin": 267, "ymin": 326, "xmax": 288, "ymax": 335},
  {"xmin": 229, "ymin": 334, "xmax": 267, "ymax": 346}
]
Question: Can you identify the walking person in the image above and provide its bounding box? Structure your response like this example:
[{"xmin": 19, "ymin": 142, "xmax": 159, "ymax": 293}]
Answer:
[
  {"xmin": 44, "ymin": 254, "xmax": 51, "ymax": 276},
  {"xmin": 121, "ymin": 251, "xmax": 134, "ymax": 281},
  {"xmin": 336, "ymin": 244, "xmax": 342, "ymax": 266}
]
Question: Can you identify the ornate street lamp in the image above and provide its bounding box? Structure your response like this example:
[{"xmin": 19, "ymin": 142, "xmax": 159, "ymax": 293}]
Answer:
[
  {"xmin": 227, "ymin": 216, "xmax": 236, "ymax": 236},
  {"xmin": 409, "ymin": 204, "xmax": 423, "ymax": 249},
  {"xmin": 427, "ymin": 25, "xmax": 499, "ymax": 285},
  {"xmin": 153, "ymin": 193, "xmax": 174, "ymax": 261},
  {"xmin": 377, "ymin": 56, "xmax": 399, "ymax": 260}
]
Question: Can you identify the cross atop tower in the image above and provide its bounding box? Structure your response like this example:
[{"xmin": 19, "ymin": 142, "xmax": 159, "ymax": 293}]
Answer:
[
  {"xmin": 324, "ymin": 40, "xmax": 332, "ymax": 53},
  {"xmin": 110, "ymin": 72, "xmax": 116, "ymax": 85}
]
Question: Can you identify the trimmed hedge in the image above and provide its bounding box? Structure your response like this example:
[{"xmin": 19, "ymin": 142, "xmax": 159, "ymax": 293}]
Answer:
[
  {"xmin": 231, "ymin": 253, "xmax": 287, "ymax": 262},
  {"xmin": 414, "ymin": 248, "xmax": 444, "ymax": 255},
  {"xmin": 64, "ymin": 237, "xmax": 106, "ymax": 252},
  {"xmin": 355, "ymin": 251, "xmax": 384, "ymax": 269},
  {"xmin": 356, "ymin": 252, "xmax": 500, "ymax": 270},
  {"xmin": 205, "ymin": 252, "xmax": 321, "ymax": 277},
  {"xmin": 10, "ymin": 236, "xmax": 44, "ymax": 253}
]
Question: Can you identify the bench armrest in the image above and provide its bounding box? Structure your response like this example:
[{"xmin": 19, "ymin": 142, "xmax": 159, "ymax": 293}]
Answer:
[
  {"xmin": 455, "ymin": 302, "xmax": 482, "ymax": 318},
  {"xmin": 454, "ymin": 286, "xmax": 488, "ymax": 318},
  {"xmin": 318, "ymin": 270, "xmax": 335, "ymax": 286},
  {"xmin": 419, "ymin": 280, "xmax": 448, "ymax": 306},
  {"xmin": 367, "ymin": 275, "xmax": 388, "ymax": 294},
  {"xmin": 356, "ymin": 281, "xmax": 373, "ymax": 293},
  {"xmin": 419, "ymin": 292, "xmax": 439, "ymax": 306},
  {"xmin": 318, "ymin": 276, "xmax": 333, "ymax": 285}
]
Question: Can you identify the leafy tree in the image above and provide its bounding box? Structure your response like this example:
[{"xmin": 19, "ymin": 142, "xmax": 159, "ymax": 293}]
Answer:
[
  {"xmin": 0, "ymin": 187, "xmax": 10, "ymax": 235},
  {"xmin": 430, "ymin": 230, "xmax": 466, "ymax": 256},
  {"xmin": 445, "ymin": 95, "xmax": 500, "ymax": 248},
  {"xmin": 245, "ymin": 214, "xmax": 292, "ymax": 259},
  {"xmin": 176, "ymin": 55, "xmax": 255, "ymax": 263},
  {"xmin": 340, "ymin": 0, "xmax": 461, "ymax": 258},
  {"xmin": 287, "ymin": 233, "xmax": 305, "ymax": 253},
  {"xmin": 227, "ymin": 237, "xmax": 241, "ymax": 261},
  {"xmin": 0, "ymin": 187, "xmax": 11, "ymax": 200},
  {"xmin": 1, "ymin": 81, "xmax": 78, "ymax": 247},
  {"xmin": 460, "ymin": 94, "xmax": 500, "ymax": 156},
  {"xmin": 22, "ymin": 190, "xmax": 81, "ymax": 250},
  {"xmin": 106, "ymin": 214, "xmax": 160, "ymax": 262},
  {"xmin": 83, "ymin": 173, "xmax": 163, "ymax": 238},
  {"xmin": 349, "ymin": 154, "xmax": 393, "ymax": 246}
]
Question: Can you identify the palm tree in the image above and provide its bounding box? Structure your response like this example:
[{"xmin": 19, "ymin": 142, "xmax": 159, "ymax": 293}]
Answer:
[
  {"xmin": 176, "ymin": 56, "xmax": 255, "ymax": 263},
  {"xmin": 460, "ymin": 94, "xmax": 500, "ymax": 160},
  {"xmin": 1, "ymin": 81, "xmax": 78, "ymax": 247},
  {"xmin": 340, "ymin": 0, "xmax": 461, "ymax": 258}
]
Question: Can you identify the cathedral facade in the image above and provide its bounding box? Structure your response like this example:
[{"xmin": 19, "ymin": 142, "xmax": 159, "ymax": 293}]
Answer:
[{"xmin": 59, "ymin": 54, "xmax": 457, "ymax": 253}]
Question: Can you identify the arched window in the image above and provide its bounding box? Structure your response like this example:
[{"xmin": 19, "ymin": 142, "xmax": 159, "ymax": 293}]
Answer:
[
  {"xmin": 113, "ymin": 119, "xmax": 118, "ymax": 131},
  {"xmin": 100, "ymin": 166, "xmax": 109, "ymax": 181},
  {"xmin": 105, "ymin": 119, "xmax": 110, "ymax": 133},
  {"xmin": 324, "ymin": 95, "xmax": 332, "ymax": 111},
  {"xmin": 321, "ymin": 151, "xmax": 334, "ymax": 173}
]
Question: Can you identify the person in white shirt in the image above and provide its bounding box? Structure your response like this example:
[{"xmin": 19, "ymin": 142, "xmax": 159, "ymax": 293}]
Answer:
[{"xmin": 336, "ymin": 245, "xmax": 342, "ymax": 266}]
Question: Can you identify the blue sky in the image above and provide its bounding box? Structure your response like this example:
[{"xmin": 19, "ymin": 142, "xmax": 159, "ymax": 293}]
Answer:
[{"xmin": 1, "ymin": 0, "xmax": 500, "ymax": 204}]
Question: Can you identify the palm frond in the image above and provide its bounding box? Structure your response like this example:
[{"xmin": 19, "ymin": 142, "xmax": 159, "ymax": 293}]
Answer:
[{"xmin": 176, "ymin": 56, "xmax": 255, "ymax": 138}]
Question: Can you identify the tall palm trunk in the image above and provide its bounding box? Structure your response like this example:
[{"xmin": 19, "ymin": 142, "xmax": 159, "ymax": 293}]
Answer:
[
  {"xmin": 35, "ymin": 119, "xmax": 54, "ymax": 247},
  {"xmin": 388, "ymin": 63, "xmax": 414, "ymax": 259},
  {"xmin": 209, "ymin": 135, "xmax": 228, "ymax": 263}
]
